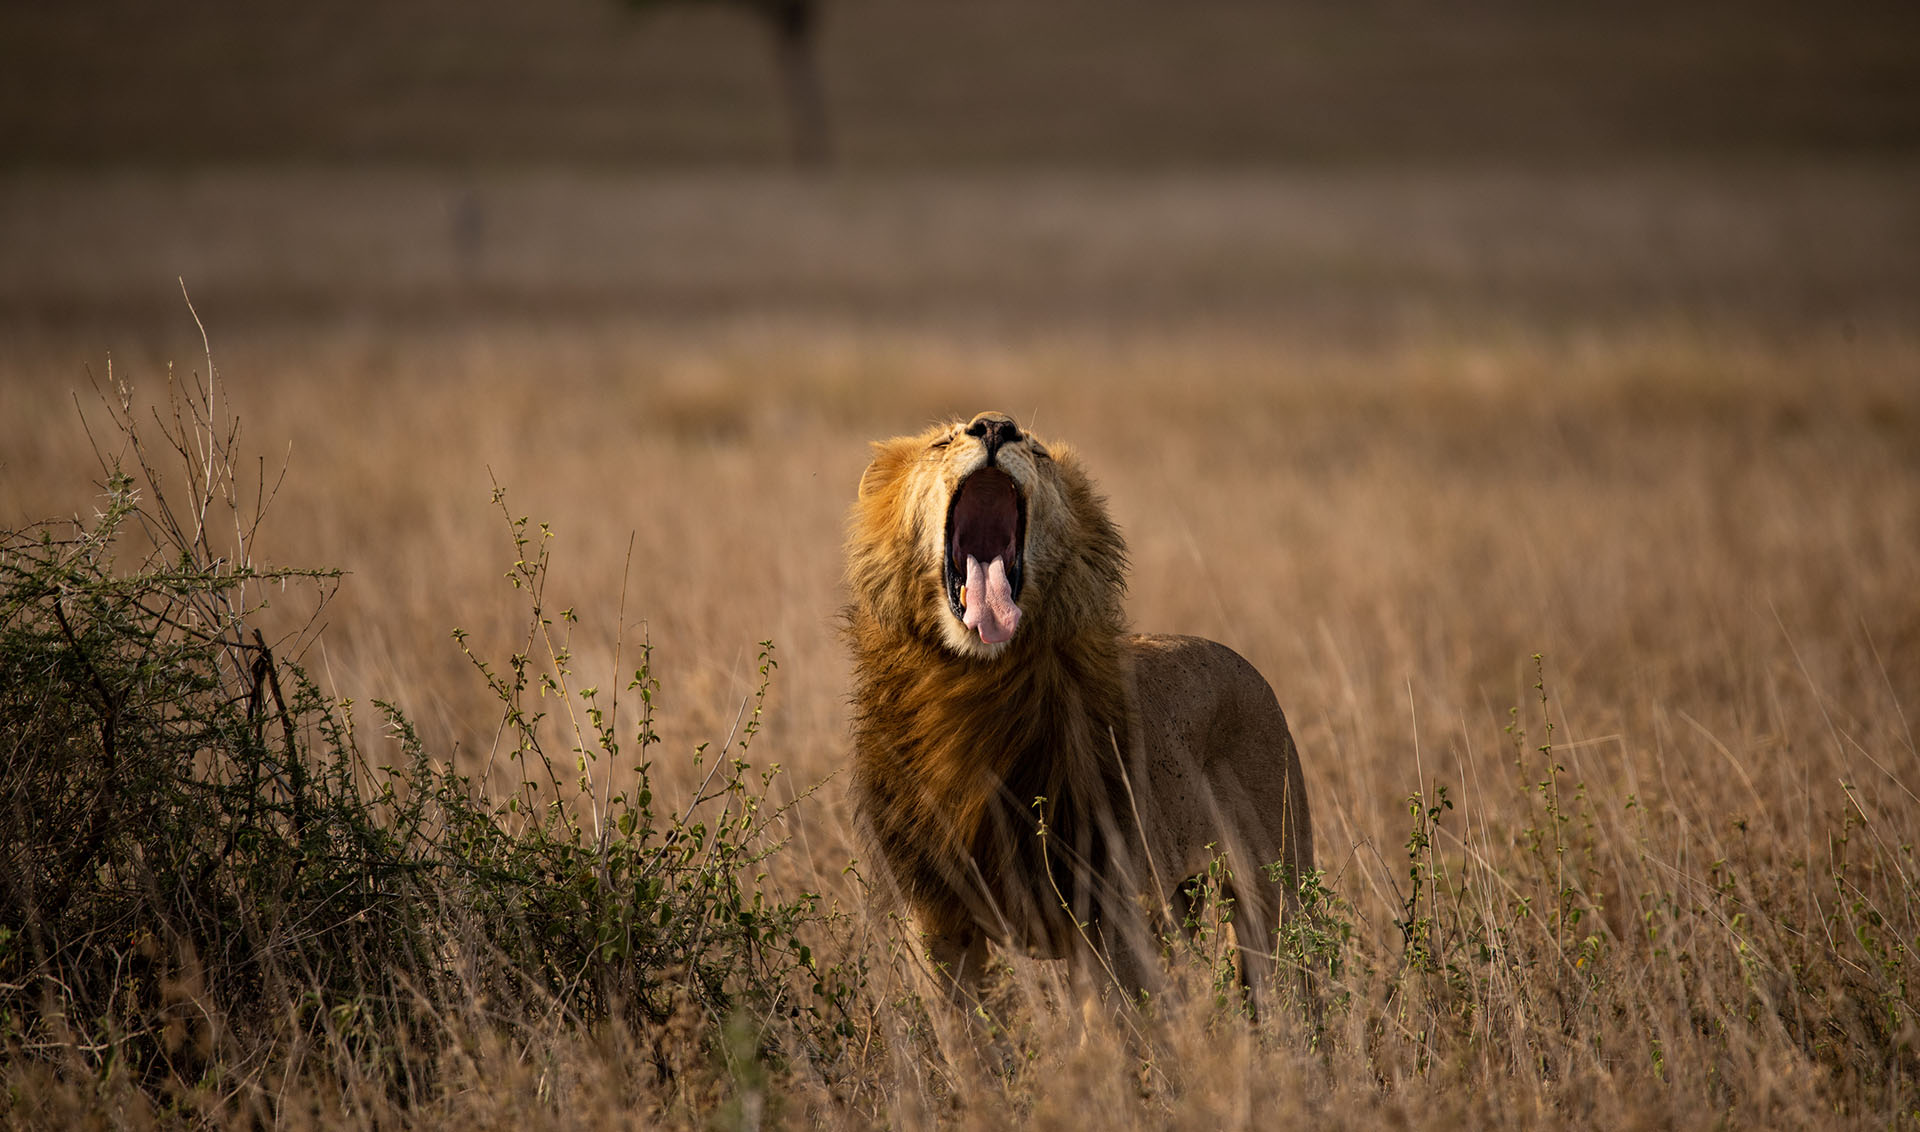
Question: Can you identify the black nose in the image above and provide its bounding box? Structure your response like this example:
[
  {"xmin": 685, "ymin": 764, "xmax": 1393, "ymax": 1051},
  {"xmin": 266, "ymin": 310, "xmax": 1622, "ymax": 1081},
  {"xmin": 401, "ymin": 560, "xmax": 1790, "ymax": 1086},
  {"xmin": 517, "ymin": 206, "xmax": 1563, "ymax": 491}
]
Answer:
[{"xmin": 966, "ymin": 413, "xmax": 1023, "ymax": 461}]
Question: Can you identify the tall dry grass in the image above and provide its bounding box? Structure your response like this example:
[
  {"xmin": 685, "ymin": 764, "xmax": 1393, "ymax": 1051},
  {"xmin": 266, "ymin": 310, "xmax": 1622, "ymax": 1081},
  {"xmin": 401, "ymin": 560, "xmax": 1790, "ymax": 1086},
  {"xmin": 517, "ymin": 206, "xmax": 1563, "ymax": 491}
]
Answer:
[{"xmin": 2, "ymin": 171, "xmax": 1917, "ymax": 1126}]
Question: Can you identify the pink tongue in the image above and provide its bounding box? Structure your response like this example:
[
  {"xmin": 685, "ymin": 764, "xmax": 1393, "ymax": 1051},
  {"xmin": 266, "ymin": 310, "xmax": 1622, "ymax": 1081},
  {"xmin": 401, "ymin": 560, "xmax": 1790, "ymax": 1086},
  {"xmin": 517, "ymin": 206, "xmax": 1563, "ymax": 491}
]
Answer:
[{"xmin": 962, "ymin": 554, "xmax": 1022, "ymax": 644}]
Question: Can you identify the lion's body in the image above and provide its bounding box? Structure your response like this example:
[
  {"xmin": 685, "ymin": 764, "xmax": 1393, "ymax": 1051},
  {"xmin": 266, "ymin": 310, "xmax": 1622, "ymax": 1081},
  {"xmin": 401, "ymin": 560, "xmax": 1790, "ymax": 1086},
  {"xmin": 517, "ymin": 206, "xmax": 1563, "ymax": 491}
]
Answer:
[
  {"xmin": 1124, "ymin": 634, "xmax": 1314, "ymax": 917},
  {"xmin": 845, "ymin": 412, "xmax": 1311, "ymax": 1004}
]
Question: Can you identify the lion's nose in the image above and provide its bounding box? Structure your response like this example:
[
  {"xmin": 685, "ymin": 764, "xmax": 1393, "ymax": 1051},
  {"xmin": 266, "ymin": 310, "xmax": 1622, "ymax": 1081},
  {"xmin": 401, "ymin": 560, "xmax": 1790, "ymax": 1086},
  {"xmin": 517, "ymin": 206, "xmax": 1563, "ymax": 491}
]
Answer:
[{"xmin": 966, "ymin": 413, "xmax": 1023, "ymax": 460}]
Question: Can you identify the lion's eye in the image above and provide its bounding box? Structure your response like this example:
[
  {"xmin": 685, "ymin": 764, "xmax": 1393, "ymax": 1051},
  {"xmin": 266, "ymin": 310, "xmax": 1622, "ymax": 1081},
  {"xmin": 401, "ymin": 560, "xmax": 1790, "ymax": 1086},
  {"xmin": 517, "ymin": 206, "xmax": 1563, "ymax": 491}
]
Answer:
[
  {"xmin": 1031, "ymin": 444, "xmax": 1051, "ymax": 461},
  {"xmin": 928, "ymin": 437, "xmax": 952, "ymax": 451}
]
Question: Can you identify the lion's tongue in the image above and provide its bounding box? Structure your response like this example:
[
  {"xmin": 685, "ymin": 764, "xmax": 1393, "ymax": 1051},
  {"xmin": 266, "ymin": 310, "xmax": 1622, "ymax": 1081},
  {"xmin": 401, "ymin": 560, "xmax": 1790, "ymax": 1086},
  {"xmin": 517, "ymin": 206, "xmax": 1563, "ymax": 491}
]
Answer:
[{"xmin": 962, "ymin": 554, "xmax": 1022, "ymax": 644}]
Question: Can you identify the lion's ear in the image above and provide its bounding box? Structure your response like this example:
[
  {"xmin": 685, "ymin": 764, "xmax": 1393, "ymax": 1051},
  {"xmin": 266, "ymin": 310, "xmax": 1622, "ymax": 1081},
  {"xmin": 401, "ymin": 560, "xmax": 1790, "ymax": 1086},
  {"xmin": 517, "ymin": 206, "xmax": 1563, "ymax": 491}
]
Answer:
[{"xmin": 858, "ymin": 438, "xmax": 913, "ymax": 501}]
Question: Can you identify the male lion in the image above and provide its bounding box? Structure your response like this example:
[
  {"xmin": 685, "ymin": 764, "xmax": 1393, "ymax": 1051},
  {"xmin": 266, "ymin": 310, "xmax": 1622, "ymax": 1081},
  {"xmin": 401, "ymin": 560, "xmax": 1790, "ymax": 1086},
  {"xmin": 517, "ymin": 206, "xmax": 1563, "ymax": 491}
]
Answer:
[{"xmin": 845, "ymin": 411, "xmax": 1312, "ymax": 1010}]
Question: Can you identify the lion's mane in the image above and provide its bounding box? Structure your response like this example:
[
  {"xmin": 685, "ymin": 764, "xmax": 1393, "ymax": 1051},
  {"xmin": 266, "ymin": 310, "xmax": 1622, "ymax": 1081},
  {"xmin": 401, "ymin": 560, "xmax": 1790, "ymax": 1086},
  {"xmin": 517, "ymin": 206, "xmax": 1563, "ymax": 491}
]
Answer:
[{"xmin": 844, "ymin": 426, "xmax": 1132, "ymax": 952}]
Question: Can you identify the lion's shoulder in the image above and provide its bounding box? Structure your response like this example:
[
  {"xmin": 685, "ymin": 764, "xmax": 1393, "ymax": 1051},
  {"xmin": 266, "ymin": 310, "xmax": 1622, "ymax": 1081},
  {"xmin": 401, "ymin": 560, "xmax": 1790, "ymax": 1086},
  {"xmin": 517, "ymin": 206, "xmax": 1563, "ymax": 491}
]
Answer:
[
  {"xmin": 1126, "ymin": 633, "xmax": 1272, "ymax": 704},
  {"xmin": 1125, "ymin": 633, "xmax": 1288, "ymax": 768}
]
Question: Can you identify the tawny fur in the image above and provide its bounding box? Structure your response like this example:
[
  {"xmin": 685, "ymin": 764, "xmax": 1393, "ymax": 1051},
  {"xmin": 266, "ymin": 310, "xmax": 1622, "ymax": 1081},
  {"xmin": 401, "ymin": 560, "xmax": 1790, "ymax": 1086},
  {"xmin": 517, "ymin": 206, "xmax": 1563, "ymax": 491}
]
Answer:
[{"xmin": 845, "ymin": 412, "xmax": 1313, "ymax": 1006}]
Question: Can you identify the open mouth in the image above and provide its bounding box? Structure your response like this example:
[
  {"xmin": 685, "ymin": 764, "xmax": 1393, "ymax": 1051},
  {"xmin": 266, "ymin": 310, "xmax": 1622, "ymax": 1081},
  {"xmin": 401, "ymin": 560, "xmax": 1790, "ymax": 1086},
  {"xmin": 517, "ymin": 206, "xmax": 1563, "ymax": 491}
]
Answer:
[{"xmin": 942, "ymin": 467, "xmax": 1027, "ymax": 644}]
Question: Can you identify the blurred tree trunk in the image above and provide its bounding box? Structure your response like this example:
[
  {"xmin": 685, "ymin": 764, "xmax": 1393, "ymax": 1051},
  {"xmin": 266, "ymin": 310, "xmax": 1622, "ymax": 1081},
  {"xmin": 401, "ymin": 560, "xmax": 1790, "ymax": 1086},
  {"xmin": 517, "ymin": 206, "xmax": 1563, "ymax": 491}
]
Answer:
[
  {"xmin": 622, "ymin": 0, "xmax": 830, "ymax": 168},
  {"xmin": 765, "ymin": 0, "xmax": 829, "ymax": 166}
]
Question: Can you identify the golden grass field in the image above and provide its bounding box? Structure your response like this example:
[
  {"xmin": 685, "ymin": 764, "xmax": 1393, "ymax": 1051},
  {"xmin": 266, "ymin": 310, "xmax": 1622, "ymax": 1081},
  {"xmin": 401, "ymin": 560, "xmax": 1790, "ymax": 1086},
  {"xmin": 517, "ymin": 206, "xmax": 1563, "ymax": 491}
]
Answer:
[{"xmin": 3, "ymin": 167, "xmax": 1919, "ymax": 1126}]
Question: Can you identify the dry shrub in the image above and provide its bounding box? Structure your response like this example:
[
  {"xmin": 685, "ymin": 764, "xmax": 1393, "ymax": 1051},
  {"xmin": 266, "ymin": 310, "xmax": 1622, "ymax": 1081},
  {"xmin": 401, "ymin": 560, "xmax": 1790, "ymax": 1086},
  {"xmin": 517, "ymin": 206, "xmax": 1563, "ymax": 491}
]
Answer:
[{"xmin": 0, "ymin": 350, "xmax": 863, "ymax": 1128}]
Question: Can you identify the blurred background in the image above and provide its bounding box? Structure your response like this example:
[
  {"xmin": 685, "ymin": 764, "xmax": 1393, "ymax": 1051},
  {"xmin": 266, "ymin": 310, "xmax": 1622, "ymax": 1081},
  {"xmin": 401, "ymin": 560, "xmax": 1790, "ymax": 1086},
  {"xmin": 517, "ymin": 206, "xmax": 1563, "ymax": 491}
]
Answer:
[
  {"xmin": 2, "ymin": 0, "xmax": 1918, "ymax": 780},
  {"xmin": 5, "ymin": 0, "xmax": 1919, "ymax": 333},
  {"xmin": 11, "ymin": 0, "xmax": 1915, "ymax": 165}
]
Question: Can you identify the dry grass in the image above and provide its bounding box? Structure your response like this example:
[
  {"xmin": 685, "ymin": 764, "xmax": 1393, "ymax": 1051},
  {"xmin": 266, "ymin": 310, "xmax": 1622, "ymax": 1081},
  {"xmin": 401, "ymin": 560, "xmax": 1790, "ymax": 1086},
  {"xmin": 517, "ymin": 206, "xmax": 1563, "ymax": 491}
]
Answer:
[{"xmin": 2, "ymin": 169, "xmax": 1918, "ymax": 1127}]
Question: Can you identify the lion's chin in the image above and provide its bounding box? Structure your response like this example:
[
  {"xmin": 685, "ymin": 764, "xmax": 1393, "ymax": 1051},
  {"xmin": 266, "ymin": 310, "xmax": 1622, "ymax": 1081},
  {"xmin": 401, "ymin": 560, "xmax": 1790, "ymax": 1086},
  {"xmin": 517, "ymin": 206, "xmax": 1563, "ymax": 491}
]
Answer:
[{"xmin": 937, "ymin": 606, "xmax": 1018, "ymax": 659}]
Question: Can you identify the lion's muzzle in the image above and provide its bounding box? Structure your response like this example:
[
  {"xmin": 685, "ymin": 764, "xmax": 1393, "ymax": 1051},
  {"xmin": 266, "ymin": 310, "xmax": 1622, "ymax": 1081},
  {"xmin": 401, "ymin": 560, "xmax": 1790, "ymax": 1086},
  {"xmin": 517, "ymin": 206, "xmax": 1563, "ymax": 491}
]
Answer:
[{"xmin": 944, "ymin": 466, "xmax": 1026, "ymax": 644}]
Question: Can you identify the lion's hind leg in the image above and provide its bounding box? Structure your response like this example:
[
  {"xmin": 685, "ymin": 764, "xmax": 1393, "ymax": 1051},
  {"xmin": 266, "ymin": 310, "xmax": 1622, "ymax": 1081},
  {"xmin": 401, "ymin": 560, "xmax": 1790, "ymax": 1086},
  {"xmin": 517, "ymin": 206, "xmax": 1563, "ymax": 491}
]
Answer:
[
  {"xmin": 1227, "ymin": 877, "xmax": 1326, "ymax": 1033},
  {"xmin": 1221, "ymin": 880, "xmax": 1277, "ymax": 1019}
]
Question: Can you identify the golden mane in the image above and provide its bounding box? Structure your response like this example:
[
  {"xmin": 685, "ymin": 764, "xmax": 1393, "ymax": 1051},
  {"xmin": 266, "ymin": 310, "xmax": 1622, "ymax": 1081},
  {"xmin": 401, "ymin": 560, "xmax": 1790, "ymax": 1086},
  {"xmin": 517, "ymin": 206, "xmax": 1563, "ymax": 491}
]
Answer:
[{"xmin": 845, "ymin": 424, "xmax": 1131, "ymax": 949}]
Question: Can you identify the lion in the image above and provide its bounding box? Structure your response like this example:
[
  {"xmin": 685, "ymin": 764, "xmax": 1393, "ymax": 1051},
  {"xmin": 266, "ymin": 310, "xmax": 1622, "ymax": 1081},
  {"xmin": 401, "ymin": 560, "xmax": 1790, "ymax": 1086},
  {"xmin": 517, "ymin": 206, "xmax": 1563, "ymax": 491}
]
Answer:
[{"xmin": 845, "ymin": 410, "xmax": 1313, "ymax": 1011}]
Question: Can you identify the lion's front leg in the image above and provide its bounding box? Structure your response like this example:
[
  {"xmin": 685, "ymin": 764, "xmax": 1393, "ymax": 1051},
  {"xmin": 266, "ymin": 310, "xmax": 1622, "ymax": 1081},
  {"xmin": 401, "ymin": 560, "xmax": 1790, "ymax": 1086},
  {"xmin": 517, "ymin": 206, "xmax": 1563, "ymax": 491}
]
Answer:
[
  {"xmin": 926, "ymin": 926, "xmax": 991, "ymax": 1014},
  {"xmin": 1098, "ymin": 932, "xmax": 1156, "ymax": 1012},
  {"xmin": 1074, "ymin": 914, "xmax": 1162, "ymax": 1016}
]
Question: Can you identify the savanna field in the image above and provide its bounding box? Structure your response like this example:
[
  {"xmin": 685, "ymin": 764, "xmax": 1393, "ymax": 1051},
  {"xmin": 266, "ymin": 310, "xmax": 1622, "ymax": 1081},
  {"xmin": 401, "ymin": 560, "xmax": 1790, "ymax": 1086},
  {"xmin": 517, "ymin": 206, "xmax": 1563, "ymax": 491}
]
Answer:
[
  {"xmin": 3, "ymin": 163, "xmax": 1916, "ymax": 1128},
  {"xmin": 5, "ymin": 2, "xmax": 1920, "ymax": 1114}
]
